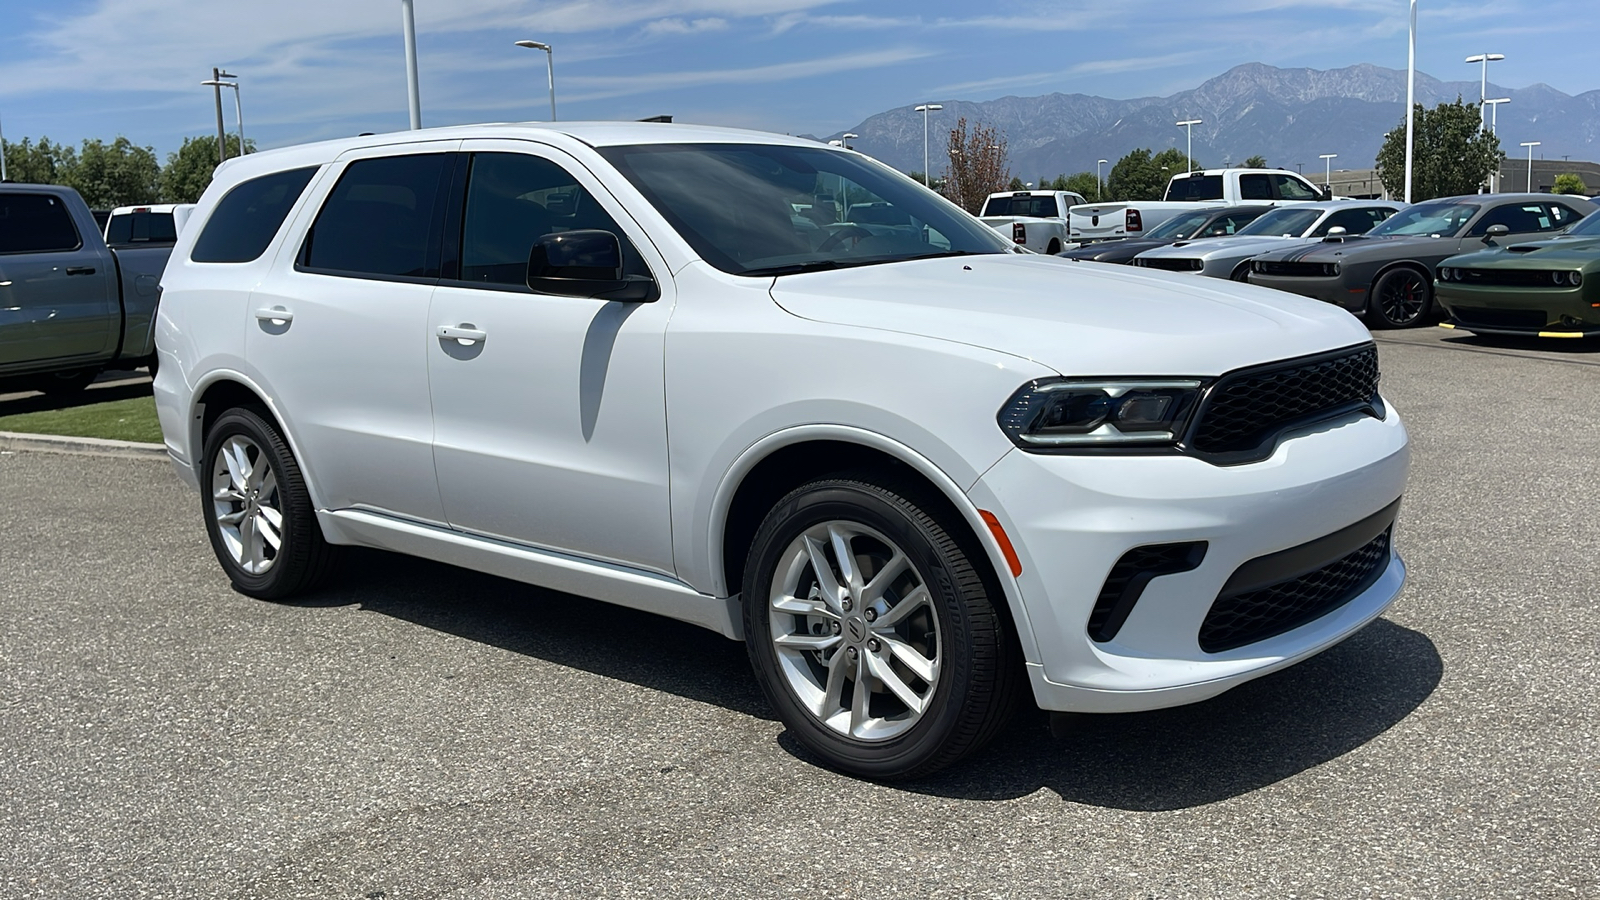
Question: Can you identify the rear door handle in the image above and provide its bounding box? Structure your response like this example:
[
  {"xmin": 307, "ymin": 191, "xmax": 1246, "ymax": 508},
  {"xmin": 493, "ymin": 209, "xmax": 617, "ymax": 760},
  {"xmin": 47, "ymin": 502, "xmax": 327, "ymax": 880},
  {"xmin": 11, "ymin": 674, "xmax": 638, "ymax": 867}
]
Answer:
[
  {"xmin": 254, "ymin": 306, "xmax": 293, "ymax": 325},
  {"xmin": 437, "ymin": 324, "xmax": 487, "ymax": 345},
  {"xmin": 64, "ymin": 266, "xmax": 96, "ymax": 276}
]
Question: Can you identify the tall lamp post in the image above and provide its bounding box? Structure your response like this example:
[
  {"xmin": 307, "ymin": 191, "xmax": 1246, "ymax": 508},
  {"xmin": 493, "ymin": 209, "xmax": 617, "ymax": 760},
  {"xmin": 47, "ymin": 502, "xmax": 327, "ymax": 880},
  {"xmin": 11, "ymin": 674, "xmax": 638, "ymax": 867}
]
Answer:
[
  {"xmin": 1320, "ymin": 153, "xmax": 1337, "ymax": 192},
  {"xmin": 207, "ymin": 67, "xmax": 228, "ymax": 163},
  {"xmin": 0, "ymin": 112, "xmax": 8, "ymax": 181},
  {"xmin": 514, "ymin": 40, "xmax": 556, "ymax": 121},
  {"xmin": 1176, "ymin": 118, "xmax": 1202, "ymax": 171},
  {"xmin": 1521, "ymin": 141, "xmax": 1541, "ymax": 192},
  {"xmin": 401, "ymin": 0, "xmax": 421, "ymax": 129},
  {"xmin": 1405, "ymin": 0, "xmax": 1416, "ymax": 203},
  {"xmin": 201, "ymin": 73, "xmax": 245, "ymax": 157},
  {"xmin": 1485, "ymin": 98, "xmax": 1509, "ymax": 190},
  {"xmin": 1465, "ymin": 53, "xmax": 1505, "ymax": 130},
  {"xmin": 914, "ymin": 103, "xmax": 942, "ymax": 186},
  {"xmin": 1097, "ymin": 158, "xmax": 1107, "ymax": 200}
]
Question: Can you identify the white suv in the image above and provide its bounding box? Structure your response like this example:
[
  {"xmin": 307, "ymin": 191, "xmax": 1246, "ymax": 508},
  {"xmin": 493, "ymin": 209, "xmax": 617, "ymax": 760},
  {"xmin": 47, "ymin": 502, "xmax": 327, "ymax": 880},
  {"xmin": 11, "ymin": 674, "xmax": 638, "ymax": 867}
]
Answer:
[{"xmin": 154, "ymin": 123, "xmax": 1410, "ymax": 779}]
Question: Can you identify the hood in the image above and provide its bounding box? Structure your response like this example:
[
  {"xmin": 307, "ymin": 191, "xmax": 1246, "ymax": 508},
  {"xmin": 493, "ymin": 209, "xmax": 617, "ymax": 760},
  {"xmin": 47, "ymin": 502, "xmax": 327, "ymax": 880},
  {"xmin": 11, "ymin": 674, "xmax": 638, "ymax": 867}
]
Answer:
[
  {"xmin": 1059, "ymin": 238, "xmax": 1167, "ymax": 260},
  {"xmin": 768, "ymin": 255, "xmax": 1371, "ymax": 377},
  {"xmin": 1257, "ymin": 232, "xmax": 1465, "ymax": 264},
  {"xmin": 1444, "ymin": 236, "xmax": 1600, "ymax": 268},
  {"xmin": 1141, "ymin": 233, "xmax": 1311, "ymax": 260}
]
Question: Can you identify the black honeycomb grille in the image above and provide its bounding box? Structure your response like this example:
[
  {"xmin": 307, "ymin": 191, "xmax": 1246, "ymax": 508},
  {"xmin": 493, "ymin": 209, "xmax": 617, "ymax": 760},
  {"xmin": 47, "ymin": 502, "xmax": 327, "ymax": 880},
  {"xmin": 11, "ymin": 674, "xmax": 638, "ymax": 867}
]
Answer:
[
  {"xmin": 1254, "ymin": 261, "xmax": 1326, "ymax": 278},
  {"xmin": 1199, "ymin": 529, "xmax": 1391, "ymax": 653},
  {"xmin": 1189, "ymin": 345, "xmax": 1380, "ymax": 459},
  {"xmin": 1458, "ymin": 269, "xmax": 1565, "ymax": 288}
]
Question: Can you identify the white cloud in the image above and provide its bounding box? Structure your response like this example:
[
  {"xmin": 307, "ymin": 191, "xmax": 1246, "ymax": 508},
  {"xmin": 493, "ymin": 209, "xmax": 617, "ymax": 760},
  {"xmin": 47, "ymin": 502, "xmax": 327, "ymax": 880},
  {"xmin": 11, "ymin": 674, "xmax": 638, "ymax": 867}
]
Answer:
[
  {"xmin": 640, "ymin": 17, "xmax": 731, "ymax": 36},
  {"xmin": 561, "ymin": 46, "xmax": 935, "ymax": 101}
]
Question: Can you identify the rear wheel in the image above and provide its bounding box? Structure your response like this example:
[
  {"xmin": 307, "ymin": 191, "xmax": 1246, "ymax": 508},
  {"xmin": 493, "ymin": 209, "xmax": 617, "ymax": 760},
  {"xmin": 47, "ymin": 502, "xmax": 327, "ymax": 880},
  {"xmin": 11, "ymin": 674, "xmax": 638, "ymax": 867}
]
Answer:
[
  {"xmin": 201, "ymin": 407, "xmax": 338, "ymax": 599},
  {"xmin": 1367, "ymin": 267, "xmax": 1433, "ymax": 328},
  {"xmin": 742, "ymin": 476, "xmax": 1021, "ymax": 779},
  {"xmin": 1046, "ymin": 239, "xmax": 1062, "ymax": 255}
]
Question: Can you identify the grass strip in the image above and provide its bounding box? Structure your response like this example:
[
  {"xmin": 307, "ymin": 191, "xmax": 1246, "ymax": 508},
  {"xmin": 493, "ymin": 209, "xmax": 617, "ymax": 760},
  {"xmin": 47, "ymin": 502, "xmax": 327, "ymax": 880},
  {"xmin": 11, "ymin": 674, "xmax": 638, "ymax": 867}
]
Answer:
[{"xmin": 0, "ymin": 395, "xmax": 163, "ymax": 444}]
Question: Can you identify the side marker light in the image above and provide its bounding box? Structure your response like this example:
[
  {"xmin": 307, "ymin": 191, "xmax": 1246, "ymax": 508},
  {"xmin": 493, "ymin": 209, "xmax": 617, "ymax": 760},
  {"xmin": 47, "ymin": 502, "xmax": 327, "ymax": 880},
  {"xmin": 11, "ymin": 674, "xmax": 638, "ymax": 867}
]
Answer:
[{"xmin": 978, "ymin": 510, "xmax": 1023, "ymax": 577}]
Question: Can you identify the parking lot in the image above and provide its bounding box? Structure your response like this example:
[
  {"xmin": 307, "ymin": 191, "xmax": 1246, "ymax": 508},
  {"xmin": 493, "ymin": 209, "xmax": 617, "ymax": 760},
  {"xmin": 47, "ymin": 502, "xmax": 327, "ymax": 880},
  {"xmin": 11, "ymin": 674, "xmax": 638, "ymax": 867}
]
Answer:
[{"xmin": 1, "ymin": 327, "xmax": 1596, "ymax": 899}]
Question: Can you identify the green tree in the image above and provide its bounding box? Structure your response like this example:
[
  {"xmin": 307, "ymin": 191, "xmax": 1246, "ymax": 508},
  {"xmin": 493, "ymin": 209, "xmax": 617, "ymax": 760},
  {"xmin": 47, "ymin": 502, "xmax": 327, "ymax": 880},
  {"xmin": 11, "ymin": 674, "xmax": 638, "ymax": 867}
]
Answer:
[
  {"xmin": 1, "ymin": 136, "xmax": 78, "ymax": 185},
  {"xmin": 63, "ymin": 137, "xmax": 161, "ymax": 207},
  {"xmin": 1553, "ymin": 173, "xmax": 1589, "ymax": 195},
  {"xmin": 160, "ymin": 134, "xmax": 256, "ymax": 203},
  {"xmin": 1243, "ymin": 154, "xmax": 1268, "ymax": 168},
  {"xmin": 1060, "ymin": 171, "xmax": 1101, "ymax": 199},
  {"xmin": 1374, "ymin": 97, "xmax": 1502, "ymax": 201},
  {"xmin": 1152, "ymin": 147, "xmax": 1199, "ymax": 177},
  {"xmin": 1105, "ymin": 149, "xmax": 1162, "ymax": 201}
]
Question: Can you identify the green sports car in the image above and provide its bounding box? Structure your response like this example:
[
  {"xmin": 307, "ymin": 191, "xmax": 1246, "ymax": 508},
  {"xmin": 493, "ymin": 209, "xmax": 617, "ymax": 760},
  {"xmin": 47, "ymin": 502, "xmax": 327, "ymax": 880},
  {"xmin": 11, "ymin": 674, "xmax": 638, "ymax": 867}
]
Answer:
[{"xmin": 1436, "ymin": 209, "xmax": 1600, "ymax": 338}]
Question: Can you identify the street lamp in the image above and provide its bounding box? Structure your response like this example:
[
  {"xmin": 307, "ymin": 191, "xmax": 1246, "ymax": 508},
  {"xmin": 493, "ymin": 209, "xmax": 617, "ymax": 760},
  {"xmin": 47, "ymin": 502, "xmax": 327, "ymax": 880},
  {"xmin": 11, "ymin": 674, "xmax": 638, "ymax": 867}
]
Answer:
[
  {"xmin": 1485, "ymin": 98, "xmax": 1510, "ymax": 191},
  {"xmin": 1176, "ymin": 119, "xmax": 1202, "ymax": 171},
  {"xmin": 914, "ymin": 103, "xmax": 942, "ymax": 187},
  {"xmin": 1465, "ymin": 53, "xmax": 1505, "ymax": 130},
  {"xmin": 514, "ymin": 40, "xmax": 556, "ymax": 121},
  {"xmin": 401, "ymin": 0, "xmax": 421, "ymax": 129},
  {"xmin": 1405, "ymin": 0, "xmax": 1416, "ymax": 203},
  {"xmin": 840, "ymin": 132, "xmax": 858, "ymax": 150},
  {"xmin": 0, "ymin": 112, "xmax": 9, "ymax": 181},
  {"xmin": 1521, "ymin": 141, "xmax": 1541, "ymax": 192},
  {"xmin": 201, "ymin": 73, "xmax": 244, "ymax": 158},
  {"xmin": 1320, "ymin": 153, "xmax": 1337, "ymax": 191},
  {"xmin": 1097, "ymin": 158, "xmax": 1107, "ymax": 200}
]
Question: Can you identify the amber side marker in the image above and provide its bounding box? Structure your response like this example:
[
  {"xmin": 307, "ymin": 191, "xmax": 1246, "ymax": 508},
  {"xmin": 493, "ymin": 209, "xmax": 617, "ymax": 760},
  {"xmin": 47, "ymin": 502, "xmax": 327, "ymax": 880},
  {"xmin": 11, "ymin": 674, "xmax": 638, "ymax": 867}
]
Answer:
[
  {"xmin": 1438, "ymin": 323, "xmax": 1456, "ymax": 329},
  {"xmin": 978, "ymin": 510, "xmax": 1023, "ymax": 577}
]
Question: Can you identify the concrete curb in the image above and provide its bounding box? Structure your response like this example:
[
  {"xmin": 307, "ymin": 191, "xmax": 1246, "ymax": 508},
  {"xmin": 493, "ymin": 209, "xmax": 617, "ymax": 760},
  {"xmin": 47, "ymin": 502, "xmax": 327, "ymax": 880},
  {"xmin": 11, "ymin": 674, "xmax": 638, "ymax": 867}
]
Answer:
[{"xmin": 0, "ymin": 430, "xmax": 169, "ymax": 460}]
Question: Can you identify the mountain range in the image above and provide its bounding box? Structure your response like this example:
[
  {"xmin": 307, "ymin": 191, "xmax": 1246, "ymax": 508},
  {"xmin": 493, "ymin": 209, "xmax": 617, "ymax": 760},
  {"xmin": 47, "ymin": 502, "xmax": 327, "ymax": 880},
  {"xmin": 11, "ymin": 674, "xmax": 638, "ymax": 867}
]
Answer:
[{"xmin": 824, "ymin": 63, "xmax": 1600, "ymax": 181}]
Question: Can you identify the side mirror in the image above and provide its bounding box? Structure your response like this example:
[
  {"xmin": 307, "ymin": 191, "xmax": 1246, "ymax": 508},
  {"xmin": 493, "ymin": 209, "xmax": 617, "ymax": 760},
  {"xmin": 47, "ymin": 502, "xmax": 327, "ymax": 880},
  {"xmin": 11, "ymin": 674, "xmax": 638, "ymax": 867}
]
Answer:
[
  {"xmin": 526, "ymin": 229, "xmax": 656, "ymax": 302},
  {"xmin": 1483, "ymin": 223, "xmax": 1510, "ymax": 244}
]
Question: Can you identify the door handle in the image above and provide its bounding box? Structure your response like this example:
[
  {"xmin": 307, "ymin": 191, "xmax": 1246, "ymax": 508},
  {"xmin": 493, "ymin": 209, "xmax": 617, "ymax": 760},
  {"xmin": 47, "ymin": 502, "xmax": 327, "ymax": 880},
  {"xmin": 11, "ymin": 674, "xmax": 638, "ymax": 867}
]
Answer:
[
  {"xmin": 438, "ymin": 324, "xmax": 487, "ymax": 345},
  {"xmin": 64, "ymin": 266, "xmax": 96, "ymax": 276},
  {"xmin": 254, "ymin": 306, "xmax": 293, "ymax": 325}
]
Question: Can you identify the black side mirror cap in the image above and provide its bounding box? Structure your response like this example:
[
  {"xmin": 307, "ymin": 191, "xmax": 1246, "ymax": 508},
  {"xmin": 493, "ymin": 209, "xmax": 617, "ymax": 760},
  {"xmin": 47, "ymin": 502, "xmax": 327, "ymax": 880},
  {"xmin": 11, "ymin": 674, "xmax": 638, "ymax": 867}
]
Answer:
[
  {"xmin": 526, "ymin": 229, "xmax": 658, "ymax": 302},
  {"xmin": 1483, "ymin": 224, "xmax": 1511, "ymax": 243}
]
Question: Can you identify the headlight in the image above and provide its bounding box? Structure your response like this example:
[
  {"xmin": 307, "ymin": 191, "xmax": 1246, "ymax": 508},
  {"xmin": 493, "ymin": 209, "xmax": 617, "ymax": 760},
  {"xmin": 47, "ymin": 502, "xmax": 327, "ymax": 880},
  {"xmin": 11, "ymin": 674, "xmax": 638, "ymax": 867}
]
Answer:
[
  {"xmin": 1323, "ymin": 263, "xmax": 1341, "ymax": 277},
  {"xmin": 997, "ymin": 379, "xmax": 1204, "ymax": 448},
  {"xmin": 1439, "ymin": 267, "xmax": 1453, "ymax": 281},
  {"xmin": 1568, "ymin": 271, "xmax": 1583, "ymax": 287}
]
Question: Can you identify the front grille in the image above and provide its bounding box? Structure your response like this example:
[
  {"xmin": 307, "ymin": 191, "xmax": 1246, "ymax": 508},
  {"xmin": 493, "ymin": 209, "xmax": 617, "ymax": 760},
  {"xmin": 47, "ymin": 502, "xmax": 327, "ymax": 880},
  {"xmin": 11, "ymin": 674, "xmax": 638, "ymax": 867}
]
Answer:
[
  {"xmin": 1254, "ymin": 260, "xmax": 1329, "ymax": 278},
  {"xmin": 1087, "ymin": 542, "xmax": 1207, "ymax": 642},
  {"xmin": 1458, "ymin": 269, "xmax": 1567, "ymax": 288},
  {"xmin": 1199, "ymin": 528, "xmax": 1391, "ymax": 652},
  {"xmin": 1451, "ymin": 307, "xmax": 1548, "ymax": 329},
  {"xmin": 1136, "ymin": 257, "xmax": 1202, "ymax": 272},
  {"xmin": 1188, "ymin": 344, "xmax": 1381, "ymax": 462}
]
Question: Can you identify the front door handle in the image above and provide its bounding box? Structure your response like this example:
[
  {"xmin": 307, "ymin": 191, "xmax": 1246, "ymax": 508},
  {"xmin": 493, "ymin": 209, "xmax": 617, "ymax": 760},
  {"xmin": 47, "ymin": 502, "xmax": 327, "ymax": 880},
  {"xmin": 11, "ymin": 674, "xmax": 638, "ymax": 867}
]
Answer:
[
  {"xmin": 254, "ymin": 306, "xmax": 293, "ymax": 325},
  {"xmin": 64, "ymin": 266, "xmax": 97, "ymax": 276},
  {"xmin": 438, "ymin": 324, "xmax": 487, "ymax": 345}
]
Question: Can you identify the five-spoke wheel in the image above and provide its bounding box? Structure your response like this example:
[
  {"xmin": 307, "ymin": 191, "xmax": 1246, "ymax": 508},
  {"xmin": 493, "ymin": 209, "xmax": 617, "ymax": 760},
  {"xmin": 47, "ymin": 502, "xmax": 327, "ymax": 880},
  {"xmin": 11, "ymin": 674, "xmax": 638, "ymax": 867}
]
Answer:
[{"xmin": 1368, "ymin": 267, "xmax": 1433, "ymax": 328}]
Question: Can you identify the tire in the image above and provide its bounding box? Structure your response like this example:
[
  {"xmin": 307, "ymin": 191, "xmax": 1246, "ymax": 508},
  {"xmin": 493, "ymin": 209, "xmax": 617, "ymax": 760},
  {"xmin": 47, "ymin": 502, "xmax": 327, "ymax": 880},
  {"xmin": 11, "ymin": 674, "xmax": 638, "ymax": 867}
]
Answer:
[
  {"xmin": 1230, "ymin": 263, "xmax": 1252, "ymax": 282},
  {"xmin": 742, "ymin": 476, "xmax": 1022, "ymax": 779},
  {"xmin": 1367, "ymin": 267, "xmax": 1433, "ymax": 328},
  {"xmin": 33, "ymin": 368, "xmax": 99, "ymax": 395},
  {"xmin": 201, "ymin": 407, "xmax": 338, "ymax": 600},
  {"xmin": 1046, "ymin": 239, "xmax": 1062, "ymax": 255}
]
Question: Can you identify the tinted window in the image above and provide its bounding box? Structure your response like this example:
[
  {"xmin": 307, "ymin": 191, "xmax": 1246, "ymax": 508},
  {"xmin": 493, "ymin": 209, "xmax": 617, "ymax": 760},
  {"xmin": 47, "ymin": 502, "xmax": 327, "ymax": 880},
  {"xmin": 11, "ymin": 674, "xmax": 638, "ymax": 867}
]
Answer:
[
  {"xmin": 1312, "ymin": 207, "xmax": 1392, "ymax": 236},
  {"xmin": 1369, "ymin": 202, "xmax": 1479, "ymax": 237},
  {"xmin": 0, "ymin": 193, "xmax": 82, "ymax": 254},
  {"xmin": 1168, "ymin": 175, "xmax": 1224, "ymax": 201},
  {"xmin": 1545, "ymin": 203, "xmax": 1583, "ymax": 230},
  {"xmin": 301, "ymin": 154, "xmax": 448, "ymax": 278},
  {"xmin": 1272, "ymin": 174, "xmax": 1320, "ymax": 201},
  {"xmin": 1237, "ymin": 206, "xmax": 1324, "ymax": 237},
  {"xmin": 457, "ymin": 152, "xmax": 648, "ymax": 287},
  {"xmin": 1238, "ymin": 174, "xmax": 1273, "ymax": 201},
  {"xmin": 1214, "ymin": 210, "xmax": 1267, "ymax": 234},
  {"xmin": 191, "ymin": 167, "xmax": 317, "ymax": 263},
  {"xmin": 1566, "ymin": 209, "xmax": 1600, "ymax": 236},
  {"xmin": 981, "ymin": 195, "xmax": 1061, "ymax": 217},
  {"xmin": 1468, "ymin": 202, "xmax": 1555, "ymax": 236},
  {"xmin": 106, "ymin": 211, "xmax": 177, "ymax": 246},
  {"xmin": 1145, "ymin": 210, "xmax": 1212, "ymax": 240}
]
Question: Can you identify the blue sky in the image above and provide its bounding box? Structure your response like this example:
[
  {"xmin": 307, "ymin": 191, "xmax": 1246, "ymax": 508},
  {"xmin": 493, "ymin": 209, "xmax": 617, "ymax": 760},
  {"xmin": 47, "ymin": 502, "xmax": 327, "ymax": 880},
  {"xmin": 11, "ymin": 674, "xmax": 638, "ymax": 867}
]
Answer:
[{"xmin": 0, "ymin": 0, "xmax": 1594, "ymax": 160}]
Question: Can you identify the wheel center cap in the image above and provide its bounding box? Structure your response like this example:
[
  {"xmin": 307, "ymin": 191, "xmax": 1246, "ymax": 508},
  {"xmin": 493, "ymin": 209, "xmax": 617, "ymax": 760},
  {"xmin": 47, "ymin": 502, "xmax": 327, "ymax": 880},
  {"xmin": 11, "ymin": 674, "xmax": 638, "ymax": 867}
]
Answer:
[{"xmin": 845, "ymin": 616, "xmax": 867, "ymax": 643}]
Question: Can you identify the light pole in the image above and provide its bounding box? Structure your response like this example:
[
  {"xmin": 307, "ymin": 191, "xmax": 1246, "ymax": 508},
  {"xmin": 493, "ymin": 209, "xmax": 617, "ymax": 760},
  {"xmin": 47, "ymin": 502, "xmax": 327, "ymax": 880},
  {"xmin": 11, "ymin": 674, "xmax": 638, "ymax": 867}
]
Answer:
[
  {"xmin": 201, "ymin": 73, "xmax": 244, "ymax": 157},
  {"xmin": 1465, "ymin": 53, "xmax": 1505, "ymax": 130},
  {"xmin": 1521, "ymin": 141, "xmax": 1541, "ymax": 192},
  {"xmin": 1097, "ymin": 158, "xmax": 1107, "ymax": 200},
  {"xmin": 514, "ymin": 40, "xmax": 556, "ymax": 121},
  {"xmin": 1320, "ymin": 153, "xmax": 1337, "ymax": 192},
  {"xmin": 208, "ymin": 67, "xmax": 228, "ymax": 163},
  {"xmin": 1405, "ymin": 0, "xmax": 1416, "ymax": 203},
  {"xmin": 914, "ymin": 103, "xmax": 942, "ymax": 186},
  {"xmin": 401, "ymin": 0, "xmax": 421, "ymax": 129},
  {"xmin": 1176, "ymin": 118, "xmax": 1202, "ymax": 171},
  {"xmin": 1485, "ymin": 98, "xmax": 1509, "ymax": 190},
  {"xmin": 0, "ymin": 112, "xmax": 7, "ymax": 181}
]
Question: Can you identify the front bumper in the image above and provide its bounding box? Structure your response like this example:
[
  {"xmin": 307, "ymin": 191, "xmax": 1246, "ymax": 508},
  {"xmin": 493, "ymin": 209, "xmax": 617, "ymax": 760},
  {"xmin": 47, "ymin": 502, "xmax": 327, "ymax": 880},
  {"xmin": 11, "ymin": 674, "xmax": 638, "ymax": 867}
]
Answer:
[
  {"xmin": 1249, "ymin": 273, "xmax": 1367, "ymax": 312},
  {"xmin": 1437, "ymin": 282, "xmax": 1600, "ymax": 337},
  {"xmin": 969, "ymin": 405, "xmax": 1410, "ymax": 713}
]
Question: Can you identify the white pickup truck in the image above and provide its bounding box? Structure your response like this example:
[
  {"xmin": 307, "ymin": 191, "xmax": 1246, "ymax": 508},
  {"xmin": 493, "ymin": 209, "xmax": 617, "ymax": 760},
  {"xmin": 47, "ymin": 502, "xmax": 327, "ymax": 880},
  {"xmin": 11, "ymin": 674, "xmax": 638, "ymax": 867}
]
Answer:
[
  {"xmin": 978, "ymin": 190, "xmax": 1087, "ymax": 254},
  {"xmin": 1068, "ymin": 168, "xmax": 1327, "ymax": 245}
]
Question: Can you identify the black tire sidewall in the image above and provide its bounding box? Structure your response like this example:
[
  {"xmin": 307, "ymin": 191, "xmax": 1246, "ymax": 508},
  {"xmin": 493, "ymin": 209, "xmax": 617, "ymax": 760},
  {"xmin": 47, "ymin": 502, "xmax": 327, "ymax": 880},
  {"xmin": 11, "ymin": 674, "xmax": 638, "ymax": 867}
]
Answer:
[
  {"xmin": 742, "ymin": 480, "xmax": 981, "ymax": 778},
  {"xmin": 1370, "ymin": 267, "xmax": 1432, "ymax": 328},
  {"xmin": 200, "ymin": 408, "xmax": 316, "ymax": 599}
]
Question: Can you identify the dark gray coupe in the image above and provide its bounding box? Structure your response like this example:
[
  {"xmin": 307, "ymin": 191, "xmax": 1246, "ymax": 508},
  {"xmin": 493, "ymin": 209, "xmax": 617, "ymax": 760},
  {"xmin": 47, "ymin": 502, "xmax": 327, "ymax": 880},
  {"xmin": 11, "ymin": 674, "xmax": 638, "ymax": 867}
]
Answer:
[{"xmin": 1247, "ymin": 193, "xmax": 1597, "ymax": 327}]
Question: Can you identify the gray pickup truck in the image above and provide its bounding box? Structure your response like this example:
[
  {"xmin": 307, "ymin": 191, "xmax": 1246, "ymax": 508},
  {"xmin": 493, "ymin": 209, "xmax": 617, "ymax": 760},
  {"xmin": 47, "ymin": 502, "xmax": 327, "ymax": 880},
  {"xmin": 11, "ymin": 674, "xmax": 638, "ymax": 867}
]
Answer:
[{"xmin": 0, "ymin": 184, "xmax": 173, "ymax": 393}]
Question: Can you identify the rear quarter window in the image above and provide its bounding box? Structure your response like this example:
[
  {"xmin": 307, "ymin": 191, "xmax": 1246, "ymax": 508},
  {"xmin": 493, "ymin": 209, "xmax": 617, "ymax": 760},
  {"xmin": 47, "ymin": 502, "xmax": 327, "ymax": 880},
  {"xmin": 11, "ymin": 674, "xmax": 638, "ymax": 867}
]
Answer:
[
  {"xmin": 0, "ymin": 193, "xmax": 82, "ymax": 254},
  {"xmin": 190, "ymin": 167, "xmax": 319, "ymax": 263}
]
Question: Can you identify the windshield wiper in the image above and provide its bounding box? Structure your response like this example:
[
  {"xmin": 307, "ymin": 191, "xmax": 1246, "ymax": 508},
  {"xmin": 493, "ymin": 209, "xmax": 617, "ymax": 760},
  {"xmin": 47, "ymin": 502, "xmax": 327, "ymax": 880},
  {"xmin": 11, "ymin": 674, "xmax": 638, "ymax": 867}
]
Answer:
[{"xmin": 739, "ymin": 260, "xmax": 845, "ymax": 277}]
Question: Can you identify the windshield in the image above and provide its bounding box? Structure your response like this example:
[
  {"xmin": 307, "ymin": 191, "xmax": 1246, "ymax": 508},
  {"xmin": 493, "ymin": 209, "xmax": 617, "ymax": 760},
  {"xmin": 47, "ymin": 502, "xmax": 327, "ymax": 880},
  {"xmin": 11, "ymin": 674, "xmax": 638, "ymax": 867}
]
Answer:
[
  {"xmin": 1145, "ymin": 211, "xmax": 1213, "ymax": 240},
  {"xmin": 1166, "ymin": 175, "xmax": 1223, "ymax": 201},
  {"xmin": 598, "ymin": 143, "xmax": 1012, "ymax": 276},
  {"xmin": 1566, "ymin": 209, "xmax": 1600, "ymax": 236},
  {"xmin": 1236, "ymin": 207, "xmax": 1325, "ymax": 237},
  {"xmin": 1369, "ymin": 202, "xmax": 1479, "ymax": 237},
  {"xmin": 981, "ymin": 195, "xmax": 1061, "ymax": 218}
]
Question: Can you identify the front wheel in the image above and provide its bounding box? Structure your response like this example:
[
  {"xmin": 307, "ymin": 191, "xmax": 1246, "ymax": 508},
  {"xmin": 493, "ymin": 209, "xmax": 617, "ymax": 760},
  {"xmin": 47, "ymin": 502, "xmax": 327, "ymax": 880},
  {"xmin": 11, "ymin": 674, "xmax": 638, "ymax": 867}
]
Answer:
[
  {"xmin": 201, "ymin": 407, "xmax": 338, "ymax": 599},
  {"xmin": 1367, "ymin": 267, "xmax": 1433, "ymax": 328},
  {"xmin": 742, "ymin": 477, "xmax": 1021, "ymax": 779},
  {"xmin": 1046, "ymin": 239, "xmax": 1062, "ymax": 255}
]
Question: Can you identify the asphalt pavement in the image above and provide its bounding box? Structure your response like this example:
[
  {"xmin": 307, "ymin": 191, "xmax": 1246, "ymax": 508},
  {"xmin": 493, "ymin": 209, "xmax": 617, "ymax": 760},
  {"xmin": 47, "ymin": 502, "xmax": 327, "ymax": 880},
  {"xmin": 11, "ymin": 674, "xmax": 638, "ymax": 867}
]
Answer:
[{"xmin": 1, "ymin": 328, "xmax": 1596, "ymax": 899}]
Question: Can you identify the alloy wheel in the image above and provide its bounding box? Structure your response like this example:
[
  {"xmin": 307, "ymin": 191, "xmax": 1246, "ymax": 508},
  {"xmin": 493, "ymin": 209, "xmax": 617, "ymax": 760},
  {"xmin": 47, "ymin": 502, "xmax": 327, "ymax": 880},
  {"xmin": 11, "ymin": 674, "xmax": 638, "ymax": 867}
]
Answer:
[{"xmin": 210, "ymin": 435, "xmax": 284, "ymax": 575}]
